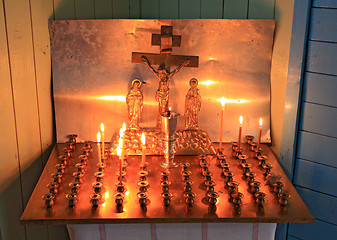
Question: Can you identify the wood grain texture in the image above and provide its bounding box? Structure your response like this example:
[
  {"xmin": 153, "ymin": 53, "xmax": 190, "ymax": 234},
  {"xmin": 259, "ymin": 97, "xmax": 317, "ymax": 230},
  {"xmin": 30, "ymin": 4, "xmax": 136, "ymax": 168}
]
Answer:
[
  {"xmin": 94, "ymin": 0, "xmax": 113, "ymax": 19},
  {"xmin": 303, "ymin": 72, "xmax": 337, "ymax": 108},
  {"xmin": 200, "ymin": 0, "xmax": 223, "ymax": 19},
  {"xmin": 75, "ymin": 0, "xmax": 94, "ymax": 19},
  {"xmin": 309, "ymin": 8, "xmax": 337, "ymax": 43},
  {"xmin": 140, "ymin": 0, "xmax": 159, "ymax": 18},
  {"xmin": 248, "ymin": 0, "xmax": 275, "ymax": 19},
  {"xmin": 54, "ymin": 0, "xmax": 75, "ymax": 20},
  {"xmin": 288, "ymin": 219, "xmax": 337, "ymax": 240},
  {"xmin": 306, "ymin": 41, "xmax": 337, "ymax": 76},
  {"xmin": 113, "ymin": 0, "xmax": 130, "ymax": 19},
  {"xmin": 159, "ymin": 0, "xmax": 179, "ymax": 19},
  {"xmin": 298, "ymin": 131, "xmax": 337, "ymax": 168},
  {"xmin": 294, "ymin": 159, "xmax": 337, "ymax": 197},
  {"xmin": 312, "ymin": 0, "xmax": 337, "ymax": 8},
  {"xmin": 179, "ymin": 0, "xmax": 201, "ymax": 19},
  {"xmin": 296, "ymin": 186, "xmax": 337, "ymax": 225},
  {"xmin": 300, "ymin": 102, "xmax": 337, "ymax": 139},
  {"xmin": 223, "ymin": 0, "xmax": 248, "ymax": 19}
]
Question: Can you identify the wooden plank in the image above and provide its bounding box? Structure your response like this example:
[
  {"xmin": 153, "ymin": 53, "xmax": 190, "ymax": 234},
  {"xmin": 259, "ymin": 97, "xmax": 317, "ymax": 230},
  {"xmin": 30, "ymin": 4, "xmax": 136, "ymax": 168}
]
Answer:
[
  {"xmin": 223, "ymin": 0, "xmax": 248, "ymax": 19},
  {"xmin": 288, "ymin": 219, "xmax": 337, "ymax": 240},
  {"xmin": 179, "ymin": 0, "xmax": 201, "ymax": 19},
  {"xmin": 113, "ymin": 0, "xmax": 130, "ymax": 19},
  {"xmin": 296, "ymin": 186, "xmax": 337, "ymax": 225},
  {"xmin": 54, "ymin": 0, "xmax": 75, "ymax": 20},
  {"xmin": 303, "ymin": 72, "xmax": 337, "ymax": 108},
  {"xmin": 140, "ymin": 0, "xmax": 159, "ymax": 19},
  {"xmin": 309, "ymin": 8, "xmax": 337, "ymax": 43},
  {"xmin": 294, "ymin": 159, "xmax": 337, "ymax": 197},
  {"xmin": 248, "ymin": 0, "xmax": 275, "ymax": 19},
  {"xmin": 200, "ymin": 0, "xmax": 223, "ymax": 19},
  {"xmin": 159, "ymin": 0, "xmax": 179, "ymax": 19},
  {"xmin": 298, "ymin": 131, "xmax": 337, "ymax": 168},
  {"xmin": 94, "ymin": 0, "xmax": 113, "ymax": 19},
  {"xmin": 306, "ymin": 41, "xmax": 337, "ymax": 76},
  {"xmin": 74, "ymin": 0, "xmax": 94, "ymax": 19},
  {"xmin": 300, "ymin": 102, "xmax": 337, "ymax": 138},
  {"xmin": 313, "ymin": 0, "xmax": 337, "ymax": 8},
  {"xmin": 130, "ymin": 0, "xmax": 141, "ymax": 18}
]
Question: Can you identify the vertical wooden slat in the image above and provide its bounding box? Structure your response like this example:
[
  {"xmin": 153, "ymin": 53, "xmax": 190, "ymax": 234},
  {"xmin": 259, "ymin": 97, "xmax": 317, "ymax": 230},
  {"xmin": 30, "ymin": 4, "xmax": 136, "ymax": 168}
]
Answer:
[
  {"xmin": 200, "ymin": 0, "xmax": 223, "ymax": 19},
  {"xmin": 223, "ymin": 0, "xmax": 249, "ymax": 19},
  {"xmin": 179, "ymin": 0, "xmax": 201, "ymax": 19},
  {"xmin": 113, "ymin": 0, "xmax": 130, "ymax": 18},
  {"xmin": 94, "ymin": 0, "xmax": 113, "ymax": 19},
  {"xmin": 129, "ymin": 0, "xmax": 141, "ymax": 18},
  {"xmin": 54, "ymin": 0, "xmax": 75, "ymax": 20},
  {"xmin": 75, "ymin": 0, "xmax": 95, "ymax": 19},
  {"xmin": 140, "ymin": 0, "xmax": 159, "ymax": 19},
  {"xmin": 248, "ymin": 0, "xmax": 275, "ymax": 19},
  {"xmin": 159, "ymin": 0, "xmax": 179, "ymax": 19}
]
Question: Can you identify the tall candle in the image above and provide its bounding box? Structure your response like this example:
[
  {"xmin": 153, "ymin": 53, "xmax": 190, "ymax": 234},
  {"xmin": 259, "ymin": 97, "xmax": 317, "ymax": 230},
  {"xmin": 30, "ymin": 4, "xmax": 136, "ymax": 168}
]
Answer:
[
  {"xmin": 97, "ymin": 132, "xmax": 101, "ymax": 163},
  {"xmin": 116, "ymin": 146, "xmax": 122, "ymax": 183},
  {"xmin": 141, "ymin": 133, "xmax": 146, "ymax": 167},
  {"xmin": 121, "ymin": 123, "xmax": 126, "ymax": 158},
  {"xmin": 257, "ymin": 118, "xmax": 263, "ymax": 151},
  {"xmin": 101, "ymin": 123, "xmax": 105, "ymax": 157},
  {"xmin": 218, "ymin": 98, "xmax": 226, "ymax": 149},
  {"xmin": 238, "ymin": 115, "xmax": 243, "ymax": 150}
]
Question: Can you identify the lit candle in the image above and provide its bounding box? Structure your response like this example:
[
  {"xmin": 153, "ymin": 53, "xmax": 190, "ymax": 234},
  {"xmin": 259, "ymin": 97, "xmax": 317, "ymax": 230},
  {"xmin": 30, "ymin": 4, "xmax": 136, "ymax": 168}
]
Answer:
[
  {"xmin": 141, "ymin": 133, "xmax": 146, "ymax": 167},
  {"xmin": 121, "ymin": 123, "xmax": 126, "ymax": 158},
  {"xmin": 257, "ymin": 118, "xmax": 263, "ymax": 151},
  {"xmin": 100, "ymin": 123, "xmax": 105, "ymax": 157},
  {"xmin": 97, "ymin": 132, "xmax": 101, "ymax": 163},
  {"xmin": 116, "ymin": 146, "xmax": 122, "ymax": 183},
  {"xmin": 238, "ymin": 115, "xmax": 243, "ymax": 150},
  {"xmin": 218, "ymin": 97, "xmax": 226, "ymax": 149}
]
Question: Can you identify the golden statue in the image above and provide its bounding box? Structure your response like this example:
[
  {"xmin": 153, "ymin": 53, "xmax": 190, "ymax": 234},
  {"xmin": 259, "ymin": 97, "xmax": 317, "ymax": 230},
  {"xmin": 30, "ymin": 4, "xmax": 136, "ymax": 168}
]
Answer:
[
  {"xmin": 185, "ymin": 78, "xmax": 201, "ymax": 129},
  {"xmin": 141, "ymin": 56, "xmax": 190, "ymax": 130},
  {"xmin": 126, "ymin": 79, "xmax": 143, "ymax": 130}
]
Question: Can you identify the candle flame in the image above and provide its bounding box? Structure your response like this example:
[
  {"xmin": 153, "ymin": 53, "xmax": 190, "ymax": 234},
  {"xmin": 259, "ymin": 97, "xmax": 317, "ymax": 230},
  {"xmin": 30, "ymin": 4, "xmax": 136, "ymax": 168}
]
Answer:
[
  {"xmin": 168, "ymin": 107, "xmax": 172, "ymax": 111},
  {"xmin": 102, "ymin": 202, "xmax": 106, "ymax": 207},
  {"xmin": 239, "ymin": 115, "xmax": 243, "ymax": 125},
  {"xmin": 122, "ymin": 123, "xmax": 126, "ymax": 131},
  {"xmin": 105, "ymin": 192, "xmax": 109, "ymax": 199},
  {"xmin": 116, "ymin": 146, "xmax": 122, "ymax": 157},
  {"xmin": 125, "ymin": 190, "xmax": 130, "ymax": 196},
  {"xmin": 118, "ymin": 137, "xmax": 123, "ymax": 147},
  {"xmin": 119, "ymin": 128, "xmax": 124, "ymax": 138},
  {"xmin": 217, "ymin": 97, "xmax": 226, "ymax": 108},
  {"xmin": 259, "ymin": 118, "xmax": 263, "ymax": 127},
  {"xmin": 141, "ymin": 133, "xmax": 146, "ymax": 146},
  {"xmin": 100, "ymin": 123, "xmax": 104, "ymax": 133},
  {"xmin": 200, "ymin": 80, "xmax": 215, "ymax": 86},
  {"xmin": 97, "ymin": 132, "xmax": 101, "ymax": 143},
  {"xmin": 98, "ymin": 96, "xmax": 126, "ymax": 102}
]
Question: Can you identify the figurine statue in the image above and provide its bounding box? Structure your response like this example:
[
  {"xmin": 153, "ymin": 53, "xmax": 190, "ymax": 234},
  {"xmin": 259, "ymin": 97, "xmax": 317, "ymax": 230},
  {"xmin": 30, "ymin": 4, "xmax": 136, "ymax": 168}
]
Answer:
[
  {"xmin": 141, "ymin": 56, "xmax": 190, "ymax": 130},
  {"xmin": 126, "ymin": 79, "xmax": 143, "ymax": 130},
  {"xmin": 185, "ymin": 78, "xmax": 201, "ymax": 129}
]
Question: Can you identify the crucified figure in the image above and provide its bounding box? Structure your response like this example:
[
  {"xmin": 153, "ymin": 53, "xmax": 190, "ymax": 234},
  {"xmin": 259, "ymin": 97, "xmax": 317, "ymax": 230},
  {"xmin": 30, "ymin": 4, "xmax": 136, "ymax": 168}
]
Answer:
[{"xmin": 141, "ymin": 56, "xmax": 190, "ymax": 130}]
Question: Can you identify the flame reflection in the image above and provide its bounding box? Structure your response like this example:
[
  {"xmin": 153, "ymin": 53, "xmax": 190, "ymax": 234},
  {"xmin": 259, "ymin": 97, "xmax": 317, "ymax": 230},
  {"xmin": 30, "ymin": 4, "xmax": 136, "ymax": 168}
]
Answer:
[
  {"xmin": 200, "ymin": 80, "xmax": 215, "ymax": 86},
  {"xmin": 216, "ymin": 97, "xmax": 248, "ymax": 104},
  {"xmin": 98, "ymin": 96, "xmax": 126, "ymax": 102}
]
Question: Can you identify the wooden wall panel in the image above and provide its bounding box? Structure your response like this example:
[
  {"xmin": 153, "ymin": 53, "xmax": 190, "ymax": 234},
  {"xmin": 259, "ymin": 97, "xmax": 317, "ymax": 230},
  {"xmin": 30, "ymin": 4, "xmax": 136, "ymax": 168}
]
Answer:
[
  {"xmin": 113, "ymin": 0, "xmax": 130, "ymax": 19},
  {"xmin": 288, "ymin": 220, "xmax": 337, "ymax": 240},
  {"xmin": 179, "ymin": 0, "xmax": 201, "ymax": 19},
  {"xmin": 294, "ymin": 159, "xmax": 337, "ymax": 197},
  {"xmin": 300, "ymin": 102, "xmax": 337, "ymax": 138},
  {"xmin": 298, "ymin": 131, "xmax": 337, "ymax": 168},
  {"xmin": 303, "ymin": 72, "xmax": 337, "ymax": 108},
  {"xmin": 309, "ymin": 8, "xmax": 337, "ymax": 43},
  {"xmin": 296, "ymin": 186, "xmax": 337, "ymax": 225},
  {"xmin": 54, "ymin": 0, "xmax": 75, "ymax": 20},
  {"xmin": 140, "ymin": 0, "xmax": 159, "ymax": 18},
  {"xmin": 75, "ymin": 0, "xmax": 94, "ymax": 19},
  {"xmin": 248, "ymin": 0, "xmax": 275, "ymax": 19},
  {"xmin": 223, "ymin": 0, "xmax": 248, "ymax": 19},
  {"xmin": 306, "ymin": 41, "xmax": 337, "ymax": 76},
  {"xmin": 200, "ymin": 0, "xmax": 223, "ymax": 19},
  {"xmin": 129, "ymin": 0, "xmax": 141, "ymax": 18},
  {"xmin": 312, "ymin": 0, "xmax": 337, "ymax": 8},
  {"xmin": 159, "ymin": 0, "xmax": 179, "ymax": 19},
  {"xmin": 94, "ymin": 0, "xmax": 113, "ymax": 19}
]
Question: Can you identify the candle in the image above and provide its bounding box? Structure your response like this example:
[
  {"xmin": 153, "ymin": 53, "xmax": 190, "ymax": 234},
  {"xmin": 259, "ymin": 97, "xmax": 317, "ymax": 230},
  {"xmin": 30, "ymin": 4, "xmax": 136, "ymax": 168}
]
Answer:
[
  {"xmin": 97, "ymin": 132, "xmax": 101, "ymax": 163},
  {"xmin": 218, "ymin": 97, "xmax": 226, "ymax": 149},
  {"xmin": 121, "ymin": 123, "xmax": 126, "ymax": 158},
  {"xmin": 101, "ymin": 123, "xmax": 105, "ymax": 157},
  {"xmin": 238, "ymin": 115, "xmax": 243, "ymax": 150},
  {"xmin": 116, "ymin": 146, "xmax": 122, "ymax": 183},
  {"xmin": 257, "ymin": 118, "xmax": 263, "ymax": 151},
  {"xmin": 141, "ymin": 133, "xmax": 146, "ymax": 167}
]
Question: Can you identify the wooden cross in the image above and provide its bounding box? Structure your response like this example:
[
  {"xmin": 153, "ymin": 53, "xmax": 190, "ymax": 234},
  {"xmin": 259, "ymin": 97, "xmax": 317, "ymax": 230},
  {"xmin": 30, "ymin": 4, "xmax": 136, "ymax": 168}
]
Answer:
[{"xmin": 132, "ymin": 25, "xmax": 199, "ymax": 70}]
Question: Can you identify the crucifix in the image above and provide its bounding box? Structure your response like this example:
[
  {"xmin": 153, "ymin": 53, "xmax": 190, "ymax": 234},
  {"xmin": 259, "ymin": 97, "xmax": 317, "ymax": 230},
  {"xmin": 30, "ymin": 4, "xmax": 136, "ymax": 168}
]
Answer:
[{"xmin": 132, "ymin": 25, "xmax": 199, "ymax": 130}]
